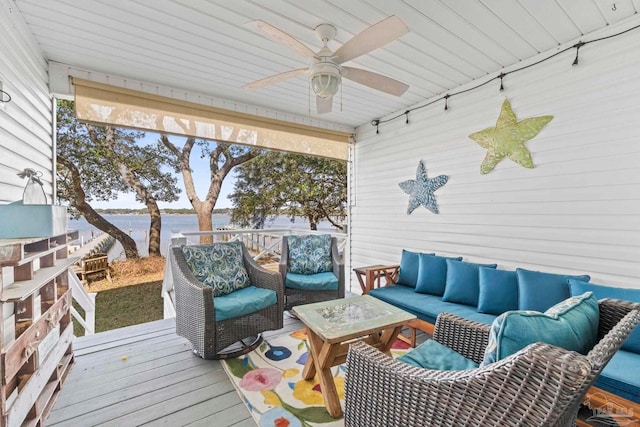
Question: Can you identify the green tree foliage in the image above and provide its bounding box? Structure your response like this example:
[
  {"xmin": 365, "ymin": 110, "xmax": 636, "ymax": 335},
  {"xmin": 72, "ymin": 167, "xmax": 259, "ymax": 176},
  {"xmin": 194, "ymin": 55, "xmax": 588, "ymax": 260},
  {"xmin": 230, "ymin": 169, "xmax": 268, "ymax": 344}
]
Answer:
[
  {"xmin": 56, "ymin": 100, "xmax": 181, "ymax": 258},
  {"xmin": 229, "ymin": 152, "xmax": 347, "ymax": 230}
]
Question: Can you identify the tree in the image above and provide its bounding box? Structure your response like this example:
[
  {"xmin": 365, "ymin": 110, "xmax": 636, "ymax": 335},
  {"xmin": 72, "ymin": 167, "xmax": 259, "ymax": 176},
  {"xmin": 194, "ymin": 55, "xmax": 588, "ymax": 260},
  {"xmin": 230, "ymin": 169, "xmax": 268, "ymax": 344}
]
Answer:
[
  {"xmin": 56, "ymin": 100, "xmax": 181, "ymax": 258},
  {"xmin": 229, "ymin": 152, "xmax": 347, "ymax": 231},
  {"xmin": 161, "ymin": 135, "xmax": 260, "ymax": 244}
]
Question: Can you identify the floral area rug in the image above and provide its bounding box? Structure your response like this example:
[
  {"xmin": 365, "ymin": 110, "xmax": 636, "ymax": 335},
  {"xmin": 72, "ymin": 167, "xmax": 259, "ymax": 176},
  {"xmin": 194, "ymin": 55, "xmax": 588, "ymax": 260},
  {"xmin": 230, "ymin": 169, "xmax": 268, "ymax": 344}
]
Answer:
[{"xmin": 222, "ymin": 329, "xmax": 410, "ymax": 427}]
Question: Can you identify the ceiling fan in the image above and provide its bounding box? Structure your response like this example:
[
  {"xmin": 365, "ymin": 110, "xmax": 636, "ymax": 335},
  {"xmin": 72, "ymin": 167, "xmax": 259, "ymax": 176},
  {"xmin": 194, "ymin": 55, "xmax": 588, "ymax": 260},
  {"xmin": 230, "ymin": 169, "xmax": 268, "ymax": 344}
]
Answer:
[{"xmin": 244, "ymin": 16, "xmax": 410, "ymax": 114}]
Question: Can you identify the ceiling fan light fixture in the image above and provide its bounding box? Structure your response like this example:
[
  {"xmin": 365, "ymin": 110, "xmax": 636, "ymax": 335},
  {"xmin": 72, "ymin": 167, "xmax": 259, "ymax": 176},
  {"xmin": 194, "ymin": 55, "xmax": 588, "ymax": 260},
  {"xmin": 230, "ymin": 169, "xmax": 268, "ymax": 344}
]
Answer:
[{"xmin": 310, "ymin": 62, "xmax": 341, "ymax": 98}]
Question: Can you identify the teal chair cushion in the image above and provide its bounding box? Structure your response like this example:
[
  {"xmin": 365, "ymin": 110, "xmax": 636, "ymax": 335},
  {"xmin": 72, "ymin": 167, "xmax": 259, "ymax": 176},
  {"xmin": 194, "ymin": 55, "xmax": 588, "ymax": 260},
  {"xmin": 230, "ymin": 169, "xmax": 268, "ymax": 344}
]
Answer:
[
  {"xmin": 181, "ymin": 242, "xmax": 249, "ymax": 296},
  {"xmin": 287, "ymin": 234, "xmax": 333, "ymax": 275},
  {"xmin": 214, "ymin": 286, "xmax": 278, "ymax": 322},
  {"xmin": 477, "ymin": 268, "xmax": 519, "ymax": 315},
  {"xmin": 481, "ymin": 292, "xmax": 599, "ymax": 366},
  {"xmin": 285, "ymin": 272, "xmax": 338, "ymax": 291},
  {"xmin": 414, "ymin": 254, "xmax": 463, "ymax": 295},
  {"xmin": 398, "ymin": 339, "xmax": 479, "ymax": 370},
  {"xmin": 441, "ymin": 260, "xmax": 497, "ymax": 307},
  {"xmin": 517, "ymin": 268, "xmax": 590, "ymax": 312},
  {"xmin": 594, "ymin": 349, "xmax": 640, "ymax": 404},
  {"xmin": 396, "ymin": 250, "xmax": 434, "ymax": 287},
  {"xmin": 569, "ymin": 279, "xmax": 640, "ymax": 353}
]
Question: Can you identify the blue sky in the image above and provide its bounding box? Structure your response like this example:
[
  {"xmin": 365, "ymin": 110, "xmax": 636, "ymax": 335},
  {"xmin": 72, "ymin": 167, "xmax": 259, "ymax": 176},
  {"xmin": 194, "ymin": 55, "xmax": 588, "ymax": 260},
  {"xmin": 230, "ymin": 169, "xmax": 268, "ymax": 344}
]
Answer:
[{"xmin": 91, "ymin": 132, "xmax": 237, "ymax": 210}]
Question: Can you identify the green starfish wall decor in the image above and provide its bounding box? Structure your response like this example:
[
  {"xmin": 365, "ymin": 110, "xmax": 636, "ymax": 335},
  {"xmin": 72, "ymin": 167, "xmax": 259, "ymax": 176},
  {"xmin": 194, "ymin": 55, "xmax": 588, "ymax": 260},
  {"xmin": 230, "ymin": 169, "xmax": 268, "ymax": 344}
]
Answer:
[
  {"xmin": 469, "ymin": 99, "xmax": 553, "ymax": 174},
  {"xmin": 399, "ymin": 160, "xmax": 448, "ymax": 214}
]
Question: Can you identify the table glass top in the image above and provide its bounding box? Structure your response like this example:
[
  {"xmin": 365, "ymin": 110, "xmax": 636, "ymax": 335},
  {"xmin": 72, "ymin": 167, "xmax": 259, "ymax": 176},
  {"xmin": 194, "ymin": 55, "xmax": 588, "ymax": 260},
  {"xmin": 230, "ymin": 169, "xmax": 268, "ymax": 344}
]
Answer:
[{"xmin": 292, "ymin": 295, "xmax": 415, "ymax": 341}]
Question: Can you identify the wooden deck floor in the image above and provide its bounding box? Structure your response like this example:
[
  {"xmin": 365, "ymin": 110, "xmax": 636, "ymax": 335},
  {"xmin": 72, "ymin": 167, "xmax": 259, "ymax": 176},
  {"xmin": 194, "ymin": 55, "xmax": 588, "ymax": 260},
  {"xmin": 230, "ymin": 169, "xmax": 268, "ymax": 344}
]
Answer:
[{"xmin": 47, "ymin": 316, "xmax": 306, "ymax": 427}]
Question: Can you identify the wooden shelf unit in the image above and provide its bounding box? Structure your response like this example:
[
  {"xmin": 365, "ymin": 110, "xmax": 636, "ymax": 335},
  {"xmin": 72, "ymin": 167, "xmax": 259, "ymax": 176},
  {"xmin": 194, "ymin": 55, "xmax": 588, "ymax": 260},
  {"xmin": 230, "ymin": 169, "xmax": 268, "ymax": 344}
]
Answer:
[{"xmin": 0, "ymin": 231, "xmax": 78, "ymax": 427}]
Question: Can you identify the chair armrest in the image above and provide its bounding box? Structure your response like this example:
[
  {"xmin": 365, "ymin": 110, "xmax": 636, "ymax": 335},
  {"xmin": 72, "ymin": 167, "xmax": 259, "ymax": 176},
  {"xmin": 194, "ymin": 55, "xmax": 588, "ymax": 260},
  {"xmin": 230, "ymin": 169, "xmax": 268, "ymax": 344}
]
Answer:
[
  {"xmin": 170, "ymin": 247, "xmax": 214, "ymax": 327},
  {"xmin": 331, "ymin": 237, "xmax": 345, "ymax": 297},
  {"xmin": 597, "ymin": 298, "xmax": 640, "ymax": 339},
  {"xmin": 279, "ymin": 236, "xmax": 289, "ymax": 282},
  {"xmin": 432, "ymin": 313, "xmax": 491, "ymax": 365},
  {"xmin": 243, "ymin": 247, "xmax": 285, "ymax": 297},
  {"xmin": 345, "ymin": 341, "xmax": 592, "ymax": 427}
]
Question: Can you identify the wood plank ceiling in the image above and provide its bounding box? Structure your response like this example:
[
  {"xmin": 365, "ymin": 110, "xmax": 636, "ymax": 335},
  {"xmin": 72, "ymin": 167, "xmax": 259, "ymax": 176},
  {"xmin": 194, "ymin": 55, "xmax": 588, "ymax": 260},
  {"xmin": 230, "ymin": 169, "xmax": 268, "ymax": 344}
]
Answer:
[{"xmin": 14, "ymin": 0, "xmax": 640, "ymax": 129}]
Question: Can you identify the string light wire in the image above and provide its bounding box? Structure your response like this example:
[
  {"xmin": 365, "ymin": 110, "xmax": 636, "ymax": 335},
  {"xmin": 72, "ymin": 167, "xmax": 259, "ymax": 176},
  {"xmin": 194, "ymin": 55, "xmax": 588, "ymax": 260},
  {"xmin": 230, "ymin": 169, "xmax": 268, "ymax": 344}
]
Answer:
[{"xmin": 371, "ymin": 22, "xmax": 640, "ymax": 133}]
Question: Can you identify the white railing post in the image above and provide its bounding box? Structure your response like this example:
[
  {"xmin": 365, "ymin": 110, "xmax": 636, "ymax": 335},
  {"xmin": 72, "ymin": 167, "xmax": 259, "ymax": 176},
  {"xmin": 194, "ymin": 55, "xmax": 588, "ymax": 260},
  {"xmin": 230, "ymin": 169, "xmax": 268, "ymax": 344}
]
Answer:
[{"xmin": 68, "ymin": 269, "xmax": 96, "ymax": 335}]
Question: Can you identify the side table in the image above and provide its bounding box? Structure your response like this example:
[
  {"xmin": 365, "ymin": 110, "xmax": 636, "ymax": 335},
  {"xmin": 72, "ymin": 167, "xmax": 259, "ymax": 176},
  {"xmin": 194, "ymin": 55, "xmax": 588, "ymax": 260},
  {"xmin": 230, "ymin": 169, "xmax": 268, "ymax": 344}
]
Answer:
[{"xmin": 353, "ymin": 264, "xmax": 399, "ymax": 294}]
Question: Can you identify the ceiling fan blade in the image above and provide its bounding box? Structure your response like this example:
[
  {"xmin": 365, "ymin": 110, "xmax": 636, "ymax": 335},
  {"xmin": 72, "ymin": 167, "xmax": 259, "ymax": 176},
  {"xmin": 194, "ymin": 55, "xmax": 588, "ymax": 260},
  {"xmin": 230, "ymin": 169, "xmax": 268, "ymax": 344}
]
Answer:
[
  {"xmin": 334, "ymin": 16, "xmax": 408, "ymax": 64},
  {"xmin": 316, "ymin": 95, "xmax": 333, "ymax": 114},
  {"xmin": 243, "ymin": 68, "xmax": 308, "ymax": 90},
  {"xmin": 248, "ymin": 20, "xmax": 316, "ymax": 59},
  {"xmin": 343, "ymin": 66, "xmax": 409, "ymax": 96}
]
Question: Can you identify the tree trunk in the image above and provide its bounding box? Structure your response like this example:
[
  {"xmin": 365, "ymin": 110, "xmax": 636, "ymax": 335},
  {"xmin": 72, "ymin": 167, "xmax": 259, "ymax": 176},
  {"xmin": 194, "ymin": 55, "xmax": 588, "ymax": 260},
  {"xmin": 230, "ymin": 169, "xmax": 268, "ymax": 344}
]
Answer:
[
  {"xmin": 196, "ymin": 203, "xmax": 214, "ymax": 244},
  {"xmin": 58, "ymin": 156, "xmax": 139, "ymax": 259}
]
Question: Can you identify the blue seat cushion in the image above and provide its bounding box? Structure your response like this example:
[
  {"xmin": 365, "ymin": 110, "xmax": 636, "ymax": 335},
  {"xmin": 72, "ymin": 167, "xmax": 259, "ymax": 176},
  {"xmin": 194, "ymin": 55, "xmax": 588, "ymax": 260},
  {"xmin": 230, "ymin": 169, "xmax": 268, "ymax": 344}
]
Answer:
[
  {"xmin": 214, "ymin": 286, "xmax": 278, "ymax": 322},
  {"xmin": 595, "ymin": 349, "xmax": 640, "ymax": 404},
  {"xmin": 285, "ymin": 272, "xmax": 338, "ymax": 291},
  {"xmin": 369, "ymin": 285, "xmax": 497, "ymax": 326},
  {"xmin": 415, "ymin": 254, "xmax": 463, "ymax": 296},
  {"xmin": 396, "ymin": 250, "xmax": 434, "ymax": 288},
  {"xmin": 481, "ymin": 292, "xmax": 599, "ymax": 366},
  {"xmin": 181, "ymin": 242, "xmax": 250, "ymax": 297},
  {"xmin": 477, "ymin": 268, "xmax": 519, "ymax": 315},
  {"xmin": 287, "ymin": 234, "xmax": 333, "ymax": 274},
  {"xmin": 569, "ymin": 279, "xmax": 640, "ymax": 354},
  {"xmin": 516, "ymin": 268, "xmax": 590, "ymax": 312},
  {"xmin": 398, "ymin": 339, "xmax": 479, "ymax": 370},
  {"xmin": 441, "ymin": 260, "xmax": 497, "ymax": 307}
]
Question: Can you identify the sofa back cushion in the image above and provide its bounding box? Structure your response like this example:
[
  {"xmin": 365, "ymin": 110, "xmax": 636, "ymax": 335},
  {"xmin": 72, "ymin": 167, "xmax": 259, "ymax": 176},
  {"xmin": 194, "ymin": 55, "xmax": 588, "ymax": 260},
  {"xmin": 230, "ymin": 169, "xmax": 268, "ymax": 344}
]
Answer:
[
  {"xmin": 481, "ymin": 292, "xmax": 599, "ymax": 366},
  {"xmin": 415, "ymin": 254, "xmax": 463, "ymax": 295},
  {"xmin": 181, "ymin": 242, "xmax": 250, "ymax": 297},
  {"xmin": 570, "ymin": 279, "xmax": 640, "ymax": 354},
  {"xmin": 477, "ymin": 268, "xmax": 519, "ymax": 315},
  {"xmin": 516, "ymin": 268, "xmax": 590, "ymax": 312},
  {"xmin": 396, "ymin": 250, "xmax": 434, "ymax": 287},
  {"xmin": 441, "ymin": 260, "xmax": 497, "ymax": 307},
  {"xmin": 287, "ymin": 234, "xmax": 333, "ymax": 275}
]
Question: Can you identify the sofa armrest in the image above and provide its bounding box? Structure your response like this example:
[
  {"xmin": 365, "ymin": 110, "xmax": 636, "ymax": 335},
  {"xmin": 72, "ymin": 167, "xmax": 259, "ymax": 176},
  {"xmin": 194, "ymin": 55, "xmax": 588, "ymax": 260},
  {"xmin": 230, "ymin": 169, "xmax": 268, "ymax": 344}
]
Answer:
[
  {"xmin": 432, "ymin": 313, "xmax": 491, "ymax": 365},
  {"xmin": 344, "ymin": 340, "xmax": 592, "ymax": 427}
]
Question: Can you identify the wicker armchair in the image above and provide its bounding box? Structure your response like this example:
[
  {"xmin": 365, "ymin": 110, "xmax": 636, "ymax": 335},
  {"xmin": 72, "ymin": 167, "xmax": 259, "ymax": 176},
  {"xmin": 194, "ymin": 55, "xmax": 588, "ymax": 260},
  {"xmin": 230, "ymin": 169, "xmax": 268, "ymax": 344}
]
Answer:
[
  {"xmin": 280, "ymin": 235, "xmax": 345, "ymax": 310},
  {"xmin": 344, "ymin": 299, "xmax": 640, "ymax": 427},
  {"xmin": 170, "ymin": 244, "xmax": 284, "ymax": 359}
]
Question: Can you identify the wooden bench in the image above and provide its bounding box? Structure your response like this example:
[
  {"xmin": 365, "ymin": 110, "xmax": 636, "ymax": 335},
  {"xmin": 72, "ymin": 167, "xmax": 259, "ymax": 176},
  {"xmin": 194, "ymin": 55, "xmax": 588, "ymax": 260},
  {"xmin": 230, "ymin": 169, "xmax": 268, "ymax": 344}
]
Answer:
[{"xmin": 74, "ymin": 253, "xmax": 111, "ymax": 284}]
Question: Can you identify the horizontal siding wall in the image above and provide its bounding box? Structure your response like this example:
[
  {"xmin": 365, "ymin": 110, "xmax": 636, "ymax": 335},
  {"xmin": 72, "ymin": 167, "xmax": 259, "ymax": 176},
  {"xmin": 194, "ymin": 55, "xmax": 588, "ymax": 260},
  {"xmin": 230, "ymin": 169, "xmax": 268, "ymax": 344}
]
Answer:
[
  {"xmin": 350, "ymin": 18, "xmax": 640, "ymax": 290},
  {"xmin": 0, "ymin": 0, "xmax": 53, "ymax": 204}
]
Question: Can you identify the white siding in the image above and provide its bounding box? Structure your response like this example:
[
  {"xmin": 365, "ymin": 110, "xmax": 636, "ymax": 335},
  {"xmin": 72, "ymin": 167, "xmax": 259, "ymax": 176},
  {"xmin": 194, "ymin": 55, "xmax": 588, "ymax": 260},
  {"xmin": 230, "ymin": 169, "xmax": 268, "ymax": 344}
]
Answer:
[
  {"xmin": 350, "ymin": 21, "xmax": 640, "ymax": 290},
  {"xmin": 0, "ymin": 0, "xmax": 53, "ymax": 204}
]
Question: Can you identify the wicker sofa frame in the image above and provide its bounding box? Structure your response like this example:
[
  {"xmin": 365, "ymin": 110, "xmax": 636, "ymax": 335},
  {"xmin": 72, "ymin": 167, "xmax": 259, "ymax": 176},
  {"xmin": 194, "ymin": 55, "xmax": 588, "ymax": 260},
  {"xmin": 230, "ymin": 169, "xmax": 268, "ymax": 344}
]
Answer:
[
  {"xmin": 344, "ymin": 299, "xmax": 640, "ymax": 427},
  {"xmin": 279, "ymin": 235, "xmax": 345, "ymax": 310},
  {"xmin": 170, "ymin": 244, "xmax": 284, "ymax": 359}
]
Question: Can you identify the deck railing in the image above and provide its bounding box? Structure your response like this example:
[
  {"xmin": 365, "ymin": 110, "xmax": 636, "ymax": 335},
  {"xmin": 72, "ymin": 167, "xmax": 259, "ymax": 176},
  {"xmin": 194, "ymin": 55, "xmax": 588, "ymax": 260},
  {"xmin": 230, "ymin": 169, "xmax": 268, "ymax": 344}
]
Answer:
[{"xmin": 161, "ymin": 228, "xmax": 347, "ymax": 318}]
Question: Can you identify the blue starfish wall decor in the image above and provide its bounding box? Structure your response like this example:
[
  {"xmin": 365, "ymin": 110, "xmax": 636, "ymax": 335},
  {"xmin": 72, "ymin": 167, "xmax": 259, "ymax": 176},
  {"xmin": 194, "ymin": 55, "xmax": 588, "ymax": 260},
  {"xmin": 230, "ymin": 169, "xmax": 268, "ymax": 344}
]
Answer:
[{"xmin": 399, "ymin": 160, "xmax": 448, "ymax": 214}]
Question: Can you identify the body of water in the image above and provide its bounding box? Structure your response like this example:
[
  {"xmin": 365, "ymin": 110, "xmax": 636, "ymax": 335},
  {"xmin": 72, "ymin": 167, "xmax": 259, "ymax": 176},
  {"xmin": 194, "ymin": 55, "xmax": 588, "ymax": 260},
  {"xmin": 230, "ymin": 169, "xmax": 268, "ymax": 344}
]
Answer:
[{"xmin": 68, "ymin": 214, "xmax": 338, "ymax": 259}]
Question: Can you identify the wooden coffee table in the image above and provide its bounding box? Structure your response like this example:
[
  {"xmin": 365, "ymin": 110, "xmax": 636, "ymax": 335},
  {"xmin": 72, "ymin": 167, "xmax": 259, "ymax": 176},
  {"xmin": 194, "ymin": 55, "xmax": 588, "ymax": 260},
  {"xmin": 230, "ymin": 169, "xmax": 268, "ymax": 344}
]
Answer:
[{"xmin": 291, "ymin": 295, "xmax": 416, "ymax": 418}]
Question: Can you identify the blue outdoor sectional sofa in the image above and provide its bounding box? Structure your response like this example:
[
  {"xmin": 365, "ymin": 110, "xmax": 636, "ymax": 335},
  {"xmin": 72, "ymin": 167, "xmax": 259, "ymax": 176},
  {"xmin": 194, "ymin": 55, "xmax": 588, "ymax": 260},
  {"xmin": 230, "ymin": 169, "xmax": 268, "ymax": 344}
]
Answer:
[{"xmin": 368, "ymin": 249, "xmax": 640, "ymax": 420}]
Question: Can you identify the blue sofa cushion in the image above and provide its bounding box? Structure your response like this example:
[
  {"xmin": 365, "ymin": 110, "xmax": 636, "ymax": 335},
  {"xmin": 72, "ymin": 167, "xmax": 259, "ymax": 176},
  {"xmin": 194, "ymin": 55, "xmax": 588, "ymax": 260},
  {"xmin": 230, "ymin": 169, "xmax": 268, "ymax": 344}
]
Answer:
[
  {"xmin": 214, "ymin": 286, "xmax": 278, "ymax": 321},
  {"xmin": 181, "ymin": 242, "xmax": 249, "ymax": 296},
  {"xmin": 569, "ymin": 279, "xmax": 640, "ymax": 353},
  {"xmin": 477, "ymin": 268, "xmax": 519, "ymax": 315},
  {"xmin": 481, "ymin": 292, "xmax": 599, "ymax": 366},
  {"xmin": 285, "ymin": 272, "xmax": 338, "ymax": 291},
  {"xmin": 396, "ymin": 250, "xmax": 434, "ymax": 287},
  {"xmin": 398, "ymin": 339, "xmax": 479, "ymax": 370},
  {"xmin": 516, "ymin": 268, "xmax": 590, "ymax": 312},
  {"xmin": 442, "ymin": 260, "xmax": 497, "ymax": 307},
  {"xmin": 595, "ymin": 349, "xmax": 640, "ymax": 404},
  {"xmin": 287, "ymin": 234, "xmax": 333, "ymax": 275},
  {"xmin": 415, "ymin": 254, "xmax": 463, "ymax": 296},
  {"xmin": 369, "ymin": 285, "xmax": 497, "ymax": 326}
]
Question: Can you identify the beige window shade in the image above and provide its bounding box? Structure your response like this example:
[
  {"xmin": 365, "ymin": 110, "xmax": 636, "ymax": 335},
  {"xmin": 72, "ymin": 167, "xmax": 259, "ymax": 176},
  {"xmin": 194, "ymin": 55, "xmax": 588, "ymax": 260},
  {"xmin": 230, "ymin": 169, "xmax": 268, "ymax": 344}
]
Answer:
[{"xmin": 72, "ymin": 78, "xmax": 352, "ymax": 160}]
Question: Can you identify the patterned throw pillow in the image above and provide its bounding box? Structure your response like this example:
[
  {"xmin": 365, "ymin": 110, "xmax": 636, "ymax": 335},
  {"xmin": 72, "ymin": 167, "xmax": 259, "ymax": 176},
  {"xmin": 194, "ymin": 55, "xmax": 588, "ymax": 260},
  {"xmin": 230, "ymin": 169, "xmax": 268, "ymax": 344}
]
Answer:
[
  {"xmin": 181, "ymin": 242, "xmax": 250, "ymax": 296},
  {"xmin": 287, "ymin": 235, "xmax": 333, "ymax": 275}
]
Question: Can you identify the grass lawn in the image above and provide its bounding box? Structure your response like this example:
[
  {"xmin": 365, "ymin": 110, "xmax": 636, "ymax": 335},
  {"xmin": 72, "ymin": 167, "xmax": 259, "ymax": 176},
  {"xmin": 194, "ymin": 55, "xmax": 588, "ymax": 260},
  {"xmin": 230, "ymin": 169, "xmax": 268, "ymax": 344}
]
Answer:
[{"xmin": 73, "ymin": 257, "xmax": 165, "ymax": 335}]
